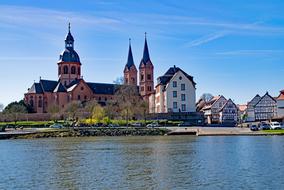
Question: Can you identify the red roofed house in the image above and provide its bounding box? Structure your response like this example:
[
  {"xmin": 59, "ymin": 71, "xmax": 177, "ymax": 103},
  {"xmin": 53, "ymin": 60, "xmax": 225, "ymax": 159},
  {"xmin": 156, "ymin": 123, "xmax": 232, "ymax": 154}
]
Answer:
[{"xmin": 277, "ymin": 90, "xmax": 284, "ymax": 118}]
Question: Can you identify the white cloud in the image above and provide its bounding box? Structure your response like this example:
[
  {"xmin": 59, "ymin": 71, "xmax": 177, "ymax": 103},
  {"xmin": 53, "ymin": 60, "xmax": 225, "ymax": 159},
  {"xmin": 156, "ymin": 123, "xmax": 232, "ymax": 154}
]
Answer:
[{"xmin": 185, "ymin": 31, "xmax": 227, "ymax": 48}]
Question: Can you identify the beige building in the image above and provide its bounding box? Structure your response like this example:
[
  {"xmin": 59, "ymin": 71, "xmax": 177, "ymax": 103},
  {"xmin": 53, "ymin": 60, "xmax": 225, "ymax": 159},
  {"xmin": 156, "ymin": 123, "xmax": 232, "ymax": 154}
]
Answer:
[
  {"xmin": 277, "ymin": 90, "xmax": 284, "ymax": 118},
  {"xmin": 149, "ymin": 66, "xmax": 196, "ymax": 113}
]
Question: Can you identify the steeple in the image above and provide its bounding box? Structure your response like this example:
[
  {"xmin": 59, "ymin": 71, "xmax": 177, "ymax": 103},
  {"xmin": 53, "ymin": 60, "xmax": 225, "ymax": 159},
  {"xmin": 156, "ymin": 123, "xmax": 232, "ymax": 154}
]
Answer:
[
  {"xmin": 142, "ymin": 32, "xmax": 150, "ymax": 64},
  {"xmin": 125, "ymin": 38, "xmax": 135, "ymax": 70},
  {"xmin": 65, "ymin": 23, "xmax": 74, "ymax": 50},
  {"xmin": 123, "ymin": 38, "xmax": 137, "ymax": 86}
]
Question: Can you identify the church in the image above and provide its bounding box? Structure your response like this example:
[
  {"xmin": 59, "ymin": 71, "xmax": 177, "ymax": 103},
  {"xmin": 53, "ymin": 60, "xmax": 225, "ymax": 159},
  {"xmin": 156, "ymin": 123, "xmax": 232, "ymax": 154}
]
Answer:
[{"xmin": 24, "ymin": 24, "xmax": 155, "ymax": 113}]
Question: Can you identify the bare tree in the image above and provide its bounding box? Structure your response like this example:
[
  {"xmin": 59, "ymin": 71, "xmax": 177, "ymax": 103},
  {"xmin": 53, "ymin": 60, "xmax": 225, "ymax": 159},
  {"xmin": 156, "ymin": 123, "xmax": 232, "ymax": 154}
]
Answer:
[
  {"xmin": 200, "ymin": 93, "xmax": 214, "ymax": 103},
  {"xmin": 0, "ymin": 103, "xmax": 3, "ymax": 112},
  {"xmin": 113, "ymin": 76, "xmax": 124, "ymax": 85},
  {"xmin": 48, "ymin": 104, "xmax": 60, "ymax": 122},
  {"xmin": 63, "ymin": 101, "xmax": 82, "ymax": 125}
]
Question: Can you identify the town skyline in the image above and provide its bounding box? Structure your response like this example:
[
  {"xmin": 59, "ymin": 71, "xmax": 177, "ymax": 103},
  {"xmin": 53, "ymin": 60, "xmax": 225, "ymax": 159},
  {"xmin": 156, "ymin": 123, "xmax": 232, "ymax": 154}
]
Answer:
[{"xmin": 0, "ymin": 1, "xmax": 284, "ymax": 106}]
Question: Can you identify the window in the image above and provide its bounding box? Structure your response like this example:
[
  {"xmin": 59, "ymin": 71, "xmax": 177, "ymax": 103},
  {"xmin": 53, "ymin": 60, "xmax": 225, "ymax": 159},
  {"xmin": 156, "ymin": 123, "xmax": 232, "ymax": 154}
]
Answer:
[
  {"xmin": 182, "ymin": 104, "xmax": 186, "ymax": 111},
  {"xmin": 141, "ymin": 86, "xmax": 144, "ymax": 92},
  {"xmin": 78, "ymin": 95, "xmax": 81, "ymax": 100},
  {"xmin": 63, "ymin": 66, "xmax": 68, "ymax": 74},
  {"xmin": 71, "ymin": 66, "xmax": 76, "ymax": 74},
  {"xmin": 84, "ymin": 96, "xmax": 87, "ymax": 100},
  {"xmin": 78, "ymin": 67, "xmax": 80, "ymax": 75},
  {"xmin": 38, "ymin": 96, "xmax": 42, "ymax": 108},
  {"xmin": 29, "ymin": 98, "xmax": 34, "ymax": 107},
  {"xmin": 181, "ymin": 84, "xmax": 185, "ymax": 91},
  {"xmin": 58, "ymin": 67, "xmax": 61, "ymax": 75},
  {"xmin": 173, "ymin": 102, "xmax": 177, "ymax": 109},
  {"xmin": 147, "ymin": 74, "xmax": 151, "ymax": 80},
  {"xmin": 173, "ymin": 91, "xmax": 177, "ymax": 98},
  {"xmin": 173, "ymin": 81, "xmax": 177, "ymax": 88},
  {"xmin": 181, "ymin": 94, "xmax": 186, "ymax": 101},
  {"xmin": 147, "ymin": 86, "xmax": 152, "ymax": 91},
  {"xmin": 81, "ymin": 87, "xmax": 84, "ymax": 91},
  {"xmin": 141, "ymin": 74, "xmax": 144, "ymax": 81}
]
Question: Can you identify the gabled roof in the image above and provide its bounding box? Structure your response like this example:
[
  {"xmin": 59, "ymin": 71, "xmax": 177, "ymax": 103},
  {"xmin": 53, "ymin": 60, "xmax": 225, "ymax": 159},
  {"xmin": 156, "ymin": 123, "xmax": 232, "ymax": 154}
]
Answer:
[
  {"xmin": 201, "ymin": 95, "xmax": 227, "ymax": 110},
  {"xmin": 157, "ymin": 66, "xmax": 196, "ymax": 88},
  {"xmin": 247, "ymin": 94, "xmax": 261, "ymax": 106},
  {"xmin": 219, "ymin": 99, "xmax": 237, "ymax": 112},
  {"xmin": 238, "ymin": 104, "xmax": 247, "ymax": 112},
  {"xmin": 53, "ymin": 82, "xmax": 66, "ymax": 93},
  {"xmin": 277, "ymin": 90, "xmax": 284, "ymax": 100},
  {"xmin": 39, "ymin": 79, "xmax": 58, "ymax": 93},
  {"xmin": 255, "ymin": 92, "xmax": 276, "ymax": 106},
  {"xmin": 87, "ymin": 82, "xmax": 117, "ymax": 95},
  {"xmin": 28, "ymin": 83, "xmax": 43, "ymax": 94}
]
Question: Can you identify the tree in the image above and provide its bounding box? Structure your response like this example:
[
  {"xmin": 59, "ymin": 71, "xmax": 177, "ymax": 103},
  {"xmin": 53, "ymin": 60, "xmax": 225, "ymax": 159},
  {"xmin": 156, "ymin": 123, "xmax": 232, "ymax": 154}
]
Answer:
[
  {"xmin": 110, "ymin": 85, "xmax": 148, "ymax": 125},
  {"xmin": 63, "ymin": 101, "xmax": 82, "ymax": 124},
  {"xmin": 48, "ymin": 104, "xmax": 60, "ymax": 122},
  {"xmin": 113, "ymin": 76, "xmax": 124, "ymax": 85},
  {"xmin": 0, "ymin": 103, "xmax": 3, "ymax": 112},
  {"xmin": 200, "ymin": 93, "xmax": 214, "ymax": 103},
  {"xmin": 3, "ymin": 101, "xmax": 28, "ymax": 124},
  {"xmin": 84, "ymin": 99, "xmax": 106, "ymax": 124}
]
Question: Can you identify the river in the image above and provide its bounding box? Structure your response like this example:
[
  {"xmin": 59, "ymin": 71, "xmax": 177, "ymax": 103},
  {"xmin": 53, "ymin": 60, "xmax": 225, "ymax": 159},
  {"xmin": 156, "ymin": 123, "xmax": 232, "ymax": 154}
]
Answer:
[{"xmin": 0, "ymin": 136, "xmax": 283, "ymax": 190}]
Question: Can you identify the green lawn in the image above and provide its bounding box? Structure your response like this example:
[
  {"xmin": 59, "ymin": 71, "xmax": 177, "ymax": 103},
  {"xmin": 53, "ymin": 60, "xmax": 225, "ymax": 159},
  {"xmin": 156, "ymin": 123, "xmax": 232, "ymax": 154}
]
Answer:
[{"xmin": 263, "ymin": 129, "xmax": 284, "ymax": 133}]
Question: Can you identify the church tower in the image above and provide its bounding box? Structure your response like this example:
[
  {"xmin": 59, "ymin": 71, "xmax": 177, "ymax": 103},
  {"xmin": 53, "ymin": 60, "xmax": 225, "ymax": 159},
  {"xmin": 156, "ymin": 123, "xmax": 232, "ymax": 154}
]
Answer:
[
  {"xmin": 139, "ymin": 33, "xmax": 154, "ymax": 98},
  {"xmin": 58, "ymin": 23, "xmax": 81, "ymax": 86},
  {"xmin": 124, "ymin": 39, "xmax": 137, "ymax": 86}
]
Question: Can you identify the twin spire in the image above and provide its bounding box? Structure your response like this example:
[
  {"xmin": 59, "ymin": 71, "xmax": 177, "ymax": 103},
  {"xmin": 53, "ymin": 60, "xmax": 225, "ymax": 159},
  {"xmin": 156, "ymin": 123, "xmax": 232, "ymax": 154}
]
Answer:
[{"xmin": 125, "ymin": 33, "xmax": 151, "ymax": 71}]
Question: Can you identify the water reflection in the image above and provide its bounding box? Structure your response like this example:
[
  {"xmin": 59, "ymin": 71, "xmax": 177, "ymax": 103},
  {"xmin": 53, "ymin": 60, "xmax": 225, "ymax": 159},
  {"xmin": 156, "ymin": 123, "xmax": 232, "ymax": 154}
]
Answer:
[{"xmin": 0, "ymin": 136, "xmax": 284, "ymax": 189}]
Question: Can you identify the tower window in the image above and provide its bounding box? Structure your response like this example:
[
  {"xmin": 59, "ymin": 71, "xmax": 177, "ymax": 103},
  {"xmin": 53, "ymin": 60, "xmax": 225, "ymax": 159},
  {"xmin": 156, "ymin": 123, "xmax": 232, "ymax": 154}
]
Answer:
[
  {"xmin": 147, "ymin": 86, "xmax": 152, "ymax": 91},
  {"xmin": 58, "ymin": 67, "xmax": 61, "ymax": 75},
  {"xmin": 78, "ymin": 67, "xmax": 80, "ymax": 75},
  {"xmin": 63, "ymin": 66, "xmax": 68, "ymax": 74},
  {"xmin": 141, "ymin": 74, "xmax": 144, "ymax": 81},
  {"xmin": 147, "ymin": 74, "xmax": 151, "ymax": 80},
  {"xmin": 71, "ymin": 66, "xmax": 76, "ymax": 74}
]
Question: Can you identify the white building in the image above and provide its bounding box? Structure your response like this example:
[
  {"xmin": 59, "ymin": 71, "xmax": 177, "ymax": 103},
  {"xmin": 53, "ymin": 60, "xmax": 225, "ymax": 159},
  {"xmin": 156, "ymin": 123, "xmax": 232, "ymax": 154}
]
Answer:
[
  {"xmin": 201, "ymin": 95, "xmax": 227, "ymax": 124},
  {"xmin": 277, "ymin": 90, "xmax": 284, "ymax": 118},
  {"xmin": 219, "ymin": 99, "xmax": 238, "ymax": 124},
  {"xmin": 246, "ymin": 95, "xmax": 261, "ymax": 122},
  {"xmin": 247, "ymin": 92, "xmax": 277, "ymax": 121},
  {"xmin": 149, "ymin": 66, "xmax": 196, "ymax": 113}
]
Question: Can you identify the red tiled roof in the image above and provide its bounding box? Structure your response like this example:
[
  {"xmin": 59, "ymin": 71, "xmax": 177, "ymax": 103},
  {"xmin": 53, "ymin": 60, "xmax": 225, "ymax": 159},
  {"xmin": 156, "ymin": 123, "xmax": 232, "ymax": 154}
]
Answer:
[
  {"xmin": 238, "ymin": 104, "xmax": 247, "ymax": 112},
  {"xmin": 277, "ymin": 90, "xmax": 284, "ymax": 100}
]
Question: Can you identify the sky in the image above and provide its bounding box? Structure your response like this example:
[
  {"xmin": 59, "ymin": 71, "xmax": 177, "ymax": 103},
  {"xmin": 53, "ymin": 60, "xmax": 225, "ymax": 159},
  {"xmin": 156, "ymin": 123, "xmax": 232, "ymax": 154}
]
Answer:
[{"xmin": 0, "ymin": 0, "xmax": 284, "ymax": 107}]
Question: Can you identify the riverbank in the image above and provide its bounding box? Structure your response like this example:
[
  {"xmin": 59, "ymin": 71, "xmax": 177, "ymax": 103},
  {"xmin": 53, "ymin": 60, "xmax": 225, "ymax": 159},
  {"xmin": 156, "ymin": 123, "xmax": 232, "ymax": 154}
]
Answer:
[
  {"xmin": 0, "ymin": 128, "xmax": 170, "ymax": 140},
  {"xmin": 1, "ymin": 127, "xmax": 284, "ymax": 140}
]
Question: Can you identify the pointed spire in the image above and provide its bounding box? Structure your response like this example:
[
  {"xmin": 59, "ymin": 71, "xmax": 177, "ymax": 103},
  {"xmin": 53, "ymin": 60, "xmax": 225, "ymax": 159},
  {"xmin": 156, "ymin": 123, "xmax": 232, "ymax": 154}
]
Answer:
[
  {"xmin": 142, "ymin": 32, "xmax": 150, "ymax": 63},
  {"xmin": 68, "ymin": 22, "xmax": 71, "ymax": 33},
  {"xmin": 125, "ymin": 38, "xmax": 135, "ymax": 70},
  {"xmin": 65, "ymin": 22, "xmax": 74, "ymax": 50}
]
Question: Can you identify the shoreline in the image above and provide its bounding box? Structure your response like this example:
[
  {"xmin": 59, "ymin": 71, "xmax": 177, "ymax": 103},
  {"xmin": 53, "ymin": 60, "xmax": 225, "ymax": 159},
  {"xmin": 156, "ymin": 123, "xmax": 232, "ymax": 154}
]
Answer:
[{"xmin": 1, "ymin": 127, "xmax": 284, "ymax": 140}]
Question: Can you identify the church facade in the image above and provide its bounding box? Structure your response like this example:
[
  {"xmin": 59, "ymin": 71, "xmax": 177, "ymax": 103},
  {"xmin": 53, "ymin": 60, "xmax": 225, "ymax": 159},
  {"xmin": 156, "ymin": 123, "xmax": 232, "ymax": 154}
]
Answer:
[{"xmin": 24, "ymin": 25, "xmax": 155, "ymax": 113}]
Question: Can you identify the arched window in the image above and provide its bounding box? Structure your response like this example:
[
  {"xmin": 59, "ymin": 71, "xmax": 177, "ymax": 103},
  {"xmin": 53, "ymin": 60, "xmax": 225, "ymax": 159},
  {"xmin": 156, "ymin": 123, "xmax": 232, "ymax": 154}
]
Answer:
[
  {"xmin": 58, "ymin": 67, "xmax": 61, "ymax": 75},
  {"xmin": 63, "ymin": 66, "xmax": 68, "ymax": 74},
  {"xmin": 78, "ymin": 67, "xmax": 80, "ymax": 75},
  {"xmin": 38, "ymin": 96, "xmax": 42, "ymax": 108},
  {"xmin": 71, "ymin": 66, "xmax": 76, "ymax": 74},
  {"xmin": 29, "ymin": 98, "xmax": 34, "ymax": 107}
]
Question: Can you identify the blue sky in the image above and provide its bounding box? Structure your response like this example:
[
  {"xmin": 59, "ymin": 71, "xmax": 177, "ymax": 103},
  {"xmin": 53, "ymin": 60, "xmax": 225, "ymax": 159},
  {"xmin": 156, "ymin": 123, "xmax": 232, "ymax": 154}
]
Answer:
[{"xmin": 0, "ymin": 0, "xmax": 284, "ymax": 106}]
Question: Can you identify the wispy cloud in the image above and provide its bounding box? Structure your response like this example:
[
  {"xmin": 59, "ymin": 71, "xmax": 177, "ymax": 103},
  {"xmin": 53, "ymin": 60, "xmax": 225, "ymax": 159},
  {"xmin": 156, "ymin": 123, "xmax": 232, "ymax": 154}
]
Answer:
[
  {"xmin": 0, "ymin": 5, "xmax": 121, "ymax": 30},
  {"xmin": 216, "ymin": 50, "xmax": 284, "ymax": 56},
  {"xmin": 185, "ymin": 31, "xmax": 228, "ymax": 47}
]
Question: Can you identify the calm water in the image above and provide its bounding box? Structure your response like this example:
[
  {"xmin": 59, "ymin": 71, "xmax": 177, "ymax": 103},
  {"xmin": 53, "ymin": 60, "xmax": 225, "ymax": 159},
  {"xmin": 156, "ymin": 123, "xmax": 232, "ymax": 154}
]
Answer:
[{"xmin": 0, "ymin": 136, "xmax": 284, "ymax": 190}]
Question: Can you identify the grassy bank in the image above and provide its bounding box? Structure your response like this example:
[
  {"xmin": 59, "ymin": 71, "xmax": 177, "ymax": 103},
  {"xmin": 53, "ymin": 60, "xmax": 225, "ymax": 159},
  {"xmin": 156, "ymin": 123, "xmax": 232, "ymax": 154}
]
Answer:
[
  {"xmin": 262, "ymin": 129, "xmax": 284, "ymax": 134},
  {"xmin": 3, "ymin": 128, "xmax": 170, "ymax": 140}
]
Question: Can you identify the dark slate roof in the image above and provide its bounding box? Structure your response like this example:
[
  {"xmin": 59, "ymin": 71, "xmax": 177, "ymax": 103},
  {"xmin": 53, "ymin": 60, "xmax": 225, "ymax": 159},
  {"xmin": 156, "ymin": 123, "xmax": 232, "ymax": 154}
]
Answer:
[
  {"xmin": 39, "ymin": 79, "xmax": 58, "ymax": 92},
  {"xmin": 59, "ymin": 49, "xmax": 80, "ymax": 63},
  {"xmin": 139, "ymin": 37, "xmax": 152, "ymax": 68},
  {"xmin": 124, "ymin": 43, "xmax": 136, "ymax": 71},
  {"xmin": 53, "ymin": 82, "xmax": 67, "ymax": 93},
  {"xmin": 87, "ymin": 82, "xmax": 117, "ymax": 95},
  {"xmin": 28, "ymin": 83, "xmax": 43, "ymax": 94},
  {"xmin": 157, "ymin": 66, "xmax": 196, "ymax": 88},
  {"xmin": 65, "ymin": 31, "xmax": 74, "ymax": 42}
]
